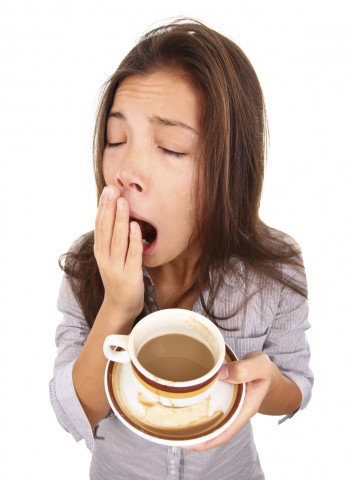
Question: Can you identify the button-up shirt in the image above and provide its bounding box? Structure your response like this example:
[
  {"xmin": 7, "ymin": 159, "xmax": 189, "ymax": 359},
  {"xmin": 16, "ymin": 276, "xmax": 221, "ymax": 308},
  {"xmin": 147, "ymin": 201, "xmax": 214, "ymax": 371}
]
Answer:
[{"xmin": 50, "ymin": 251, "xmax": 313, "ymax": 479}]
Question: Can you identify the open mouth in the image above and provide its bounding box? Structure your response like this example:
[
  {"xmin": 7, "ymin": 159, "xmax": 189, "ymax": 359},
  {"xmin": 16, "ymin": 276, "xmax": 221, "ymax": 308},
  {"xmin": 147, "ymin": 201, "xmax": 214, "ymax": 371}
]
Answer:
[{"xmin": 130, "ymin": 218, "xmax": 157, "ymax": 246}]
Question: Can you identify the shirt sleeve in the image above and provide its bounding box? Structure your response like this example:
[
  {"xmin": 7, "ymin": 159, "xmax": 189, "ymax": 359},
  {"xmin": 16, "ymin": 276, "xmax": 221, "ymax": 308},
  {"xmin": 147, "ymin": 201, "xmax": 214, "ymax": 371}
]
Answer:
[
  {"xmin": 263, "ymin": 266, "xmax": 314, "ymax": 421},
  {"xmin": 49, "ymin": 275, "xmax": 95, "ymax": 451}
]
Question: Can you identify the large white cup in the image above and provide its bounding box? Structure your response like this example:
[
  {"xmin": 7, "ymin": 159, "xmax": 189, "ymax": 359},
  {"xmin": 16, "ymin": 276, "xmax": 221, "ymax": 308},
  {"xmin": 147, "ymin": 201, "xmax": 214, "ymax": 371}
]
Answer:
[{"xmin": 103, "ymin": 309, "xmax": 226, "ymax": 407}]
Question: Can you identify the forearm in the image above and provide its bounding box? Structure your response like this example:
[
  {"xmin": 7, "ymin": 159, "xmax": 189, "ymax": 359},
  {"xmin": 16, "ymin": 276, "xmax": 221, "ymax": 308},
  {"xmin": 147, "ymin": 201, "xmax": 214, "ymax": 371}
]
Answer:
[
  {"xmin": 72, "ymin": 301, "xmax": 134, "ymax": 428},
  {"xmin": 259, "ymin": 360, "xmax": 302, "ymax": 415}
]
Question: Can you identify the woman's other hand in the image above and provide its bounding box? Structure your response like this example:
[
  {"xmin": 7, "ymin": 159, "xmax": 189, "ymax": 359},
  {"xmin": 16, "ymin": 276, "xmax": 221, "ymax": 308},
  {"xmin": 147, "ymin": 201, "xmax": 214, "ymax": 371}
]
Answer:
[{"xmin": 188, "ymin": 351, "xmax": 302, "ymax": 451}]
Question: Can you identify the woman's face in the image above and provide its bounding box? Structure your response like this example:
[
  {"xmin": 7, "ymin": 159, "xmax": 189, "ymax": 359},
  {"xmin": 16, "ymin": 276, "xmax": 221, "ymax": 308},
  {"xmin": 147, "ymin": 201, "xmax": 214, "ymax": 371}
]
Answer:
[{"xmin": 102, "ymin": 70, "xmax": 201, "ymax": 269}]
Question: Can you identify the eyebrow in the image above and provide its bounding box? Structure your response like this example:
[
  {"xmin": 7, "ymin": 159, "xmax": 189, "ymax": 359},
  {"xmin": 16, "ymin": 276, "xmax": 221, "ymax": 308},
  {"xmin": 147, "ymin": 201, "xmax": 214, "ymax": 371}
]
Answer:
[
  {"xmin": 108, "ymin": 111, "xmax": 197, "ymax": 134},
  {"xmin": 108, "ymin": 111, "xmax": 125, "ymax": 120},
  {"xmin": 150, "ymin": 115, "xmax": 197, "ymax": 134}
]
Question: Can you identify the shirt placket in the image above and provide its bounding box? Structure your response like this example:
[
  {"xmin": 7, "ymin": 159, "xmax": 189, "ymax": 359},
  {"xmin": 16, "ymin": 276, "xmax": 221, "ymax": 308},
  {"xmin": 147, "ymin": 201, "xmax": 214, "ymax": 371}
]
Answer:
[{"xmin": 167, "ymin": 446, "xmax": 182, "ymax": 479}]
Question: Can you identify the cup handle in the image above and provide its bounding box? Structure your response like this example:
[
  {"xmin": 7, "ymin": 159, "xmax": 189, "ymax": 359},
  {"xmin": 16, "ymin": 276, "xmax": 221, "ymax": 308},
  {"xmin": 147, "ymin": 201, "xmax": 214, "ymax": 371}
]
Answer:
[{"xmin": 103, "ymin": 334, "xmax": 130, "ymax": 363}]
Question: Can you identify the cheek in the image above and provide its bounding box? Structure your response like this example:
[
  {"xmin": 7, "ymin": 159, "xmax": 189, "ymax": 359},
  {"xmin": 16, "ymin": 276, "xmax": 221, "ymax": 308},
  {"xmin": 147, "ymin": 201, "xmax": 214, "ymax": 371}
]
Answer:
[
  {"xmin": 177, "ymin": 182, "xmax": 192, "ymax": 200},
  {"xmin": 175, "ymin": 176, "xmax": 197, "ymax": 220},
  {"xmin": 184, "ymin": 172, "xmax": 201, "ymax": 224},
  {"xmin": 102, "ymin": 155, "xmax": 114, "ymax": 184},
  {"xmin": 176, "ymin": 165, "xmax": 196, "ymax": 199}
]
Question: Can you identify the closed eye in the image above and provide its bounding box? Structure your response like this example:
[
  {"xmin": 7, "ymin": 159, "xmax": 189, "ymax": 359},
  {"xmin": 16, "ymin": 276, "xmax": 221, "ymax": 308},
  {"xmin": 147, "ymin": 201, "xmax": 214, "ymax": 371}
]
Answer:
[
  {"xmin": 106, "ymin": 142, "xmax": 125, "ymax": 148},
  {"xmin": 159, "ymin": 147, "xmax": 186, "ymax": 158}
]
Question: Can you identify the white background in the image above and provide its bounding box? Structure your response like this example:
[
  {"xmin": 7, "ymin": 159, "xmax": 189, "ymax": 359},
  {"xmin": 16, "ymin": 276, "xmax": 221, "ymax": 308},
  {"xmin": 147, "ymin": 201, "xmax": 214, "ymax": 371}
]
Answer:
[{"xmin": 1, "ymin": 0, "xmax": 352, "ymax": 478}]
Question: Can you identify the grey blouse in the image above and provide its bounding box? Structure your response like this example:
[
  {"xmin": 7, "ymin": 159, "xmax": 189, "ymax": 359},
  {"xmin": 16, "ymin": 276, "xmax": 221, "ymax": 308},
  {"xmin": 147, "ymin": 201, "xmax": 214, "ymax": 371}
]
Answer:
[{"xmin": 50, "ymin": 250, "xmax": 313, "ymax": 480}]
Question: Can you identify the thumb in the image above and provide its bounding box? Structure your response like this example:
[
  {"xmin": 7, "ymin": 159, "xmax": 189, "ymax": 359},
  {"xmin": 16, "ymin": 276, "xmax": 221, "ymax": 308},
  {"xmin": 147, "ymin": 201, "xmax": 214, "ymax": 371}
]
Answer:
[
  {"xmin": 218, "ymin": 364, "xmax": 230, "ymax": 381},
  {"xmin": 218, "ymin": 360, "xmax": 249, "ymax": 384},
  {"xmin": 219, "ymin": 353, "xmax": 271, "ymax": 384}
]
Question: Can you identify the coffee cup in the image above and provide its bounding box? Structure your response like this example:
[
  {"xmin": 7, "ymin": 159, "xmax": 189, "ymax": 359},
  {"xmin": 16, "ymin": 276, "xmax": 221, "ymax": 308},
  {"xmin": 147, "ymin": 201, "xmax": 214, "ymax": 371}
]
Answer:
[{"xmin": 103, "ymin": 308, "xmax": 226, "ymax": 407}]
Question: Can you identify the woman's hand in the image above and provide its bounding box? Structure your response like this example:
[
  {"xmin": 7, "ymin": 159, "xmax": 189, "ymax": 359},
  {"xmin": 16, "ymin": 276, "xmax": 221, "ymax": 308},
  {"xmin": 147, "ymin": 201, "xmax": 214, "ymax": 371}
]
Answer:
[
  {"xmin": 189, "ymin": 351, "xmax": 301, "ymax": 451},
  {"xmin": 94, "ymin": 184, "xmax": 144, "ymax": 323}
]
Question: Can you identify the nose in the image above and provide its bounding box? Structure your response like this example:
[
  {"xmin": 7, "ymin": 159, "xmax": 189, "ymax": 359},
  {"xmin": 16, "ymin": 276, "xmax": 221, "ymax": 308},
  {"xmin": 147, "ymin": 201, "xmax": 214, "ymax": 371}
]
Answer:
[
  {"xmin": 115, "ymin": 150, "xmax": 145, "ymax": 193},
  {"xmin": 116, "ymin": 174, "xmax": 143, "ymax": 192}
]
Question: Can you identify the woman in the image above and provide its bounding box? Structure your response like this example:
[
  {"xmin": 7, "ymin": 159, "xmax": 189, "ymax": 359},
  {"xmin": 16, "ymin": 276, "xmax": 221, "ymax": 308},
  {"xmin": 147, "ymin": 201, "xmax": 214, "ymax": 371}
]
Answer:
[{"xmin": 50, "ymin": 18, "xmax": 313, "ymax": 479}]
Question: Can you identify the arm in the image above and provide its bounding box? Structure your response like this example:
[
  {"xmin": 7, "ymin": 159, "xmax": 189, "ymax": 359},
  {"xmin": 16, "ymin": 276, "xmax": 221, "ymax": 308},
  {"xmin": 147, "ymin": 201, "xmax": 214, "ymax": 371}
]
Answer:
[
  {"xmin": 50, "ymin": 275, "xmax": 94, "ymax": 449},
  {"xmin": 258, "ymin": 358, "xmax": 302, "ymax": 415},
  {"xmin": 220, "ymin": 351, "xmax": 302, "ymax": 415},
  {"xmin": 71, "ymin": 302, "xmax": 132, "ymax": 428},
  {"xmin": 190, "ymin": 352, "xmax": 302, "ymax": 452},
  {"xmin": 192, "ymin": 264, "xmax": 313, "ymax": 451},
  {"xmin": 50, "ymin": 184, "xmax": 144, "ymax": 446},
  {"xmin": 72, "ymin": 185, "xmax": 144, "ymax": 428}
]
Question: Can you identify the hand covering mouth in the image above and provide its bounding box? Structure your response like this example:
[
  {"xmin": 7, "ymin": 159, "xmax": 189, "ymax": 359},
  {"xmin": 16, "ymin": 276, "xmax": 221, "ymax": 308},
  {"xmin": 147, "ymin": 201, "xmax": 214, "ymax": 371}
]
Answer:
[{"xmin": 130, "ymin": 218, "xmax": 157, "ymax": 245}]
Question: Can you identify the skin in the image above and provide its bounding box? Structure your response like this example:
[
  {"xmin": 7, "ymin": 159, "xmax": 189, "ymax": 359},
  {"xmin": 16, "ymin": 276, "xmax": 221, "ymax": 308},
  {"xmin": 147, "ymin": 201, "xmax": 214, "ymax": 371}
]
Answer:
[{"xmin": 72, "ymin": 70, "xmax": 302, "ymax": 449}]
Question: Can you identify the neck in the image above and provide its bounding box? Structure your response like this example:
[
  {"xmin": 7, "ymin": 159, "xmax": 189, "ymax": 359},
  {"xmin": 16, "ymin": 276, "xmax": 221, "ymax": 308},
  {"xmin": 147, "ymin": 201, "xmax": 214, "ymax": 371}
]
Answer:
[{"xmin": 147, "ymin": 252, "xmax": 200, "ymax": 310}]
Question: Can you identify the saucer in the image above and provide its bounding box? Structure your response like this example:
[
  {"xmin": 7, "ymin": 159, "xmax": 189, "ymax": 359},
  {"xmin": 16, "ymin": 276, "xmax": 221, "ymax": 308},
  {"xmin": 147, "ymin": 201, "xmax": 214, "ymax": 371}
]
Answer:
[{"xmin": 104, "ymin": 344, "xmax": 245, "ymax": 447}]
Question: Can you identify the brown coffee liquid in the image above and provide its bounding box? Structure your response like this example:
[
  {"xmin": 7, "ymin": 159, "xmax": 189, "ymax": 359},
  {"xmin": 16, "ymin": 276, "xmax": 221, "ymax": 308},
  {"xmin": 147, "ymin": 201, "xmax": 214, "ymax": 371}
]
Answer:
[{"xmin": 137, "ymin": 334, "xmax": 215, "ymax": 381}]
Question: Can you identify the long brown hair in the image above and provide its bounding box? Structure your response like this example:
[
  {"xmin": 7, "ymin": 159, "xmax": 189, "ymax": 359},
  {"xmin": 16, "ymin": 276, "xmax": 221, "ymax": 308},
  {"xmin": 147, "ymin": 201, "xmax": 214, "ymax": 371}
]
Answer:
[{"xmin": 60, "ymin": 18, "xmax": 307, "ymax": 329}]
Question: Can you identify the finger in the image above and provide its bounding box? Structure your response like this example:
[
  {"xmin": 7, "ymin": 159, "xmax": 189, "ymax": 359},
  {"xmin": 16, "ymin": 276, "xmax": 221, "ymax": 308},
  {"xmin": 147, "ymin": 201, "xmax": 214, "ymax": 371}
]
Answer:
[
  {"xmin": 125, "ymin": 221, "xmax": 143, "ymax": 272},
  {"xmin": 189, "ymin": 381, "xmax": 266, "ymax": 451},
  {"xmin": 219, "ymin": 353, "xmax": 271, "ymax": 384},
  {"xmin": 94, "ymin": 185, "xmax": 120, "ymax": 258},
  {"xmin": 110, "ymin": 197, "xmax": 130, "ymax": 268}
]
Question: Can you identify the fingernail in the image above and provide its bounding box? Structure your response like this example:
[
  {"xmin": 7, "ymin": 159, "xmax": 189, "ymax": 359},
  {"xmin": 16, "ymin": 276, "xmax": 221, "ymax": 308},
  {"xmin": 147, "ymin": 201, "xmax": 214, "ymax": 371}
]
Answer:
[
  {"xmin": 218, "ymin": 364, "xmax": 230, "ymax": 381},
  {"xmin": 102, "ymin": 185, "xmax": 116, "ymax": 199}
]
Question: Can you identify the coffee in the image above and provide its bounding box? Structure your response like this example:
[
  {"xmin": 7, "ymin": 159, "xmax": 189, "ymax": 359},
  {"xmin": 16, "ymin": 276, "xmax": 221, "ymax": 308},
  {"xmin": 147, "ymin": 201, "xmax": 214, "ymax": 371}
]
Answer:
[
  {"xmin": 137, "ymin": 334, "xmax": 215, "ymax": 382},
  {"xmin": 104, "ymin": 308, "xmax": 226, "ymax": 408}
]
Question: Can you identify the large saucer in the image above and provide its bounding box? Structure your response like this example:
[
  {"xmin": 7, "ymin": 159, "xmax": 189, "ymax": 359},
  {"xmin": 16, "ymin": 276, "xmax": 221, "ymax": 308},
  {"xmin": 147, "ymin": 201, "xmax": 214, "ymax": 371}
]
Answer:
[{"xmin": 104, "ymin": 344, "xmax": 246, "ymax": 447}]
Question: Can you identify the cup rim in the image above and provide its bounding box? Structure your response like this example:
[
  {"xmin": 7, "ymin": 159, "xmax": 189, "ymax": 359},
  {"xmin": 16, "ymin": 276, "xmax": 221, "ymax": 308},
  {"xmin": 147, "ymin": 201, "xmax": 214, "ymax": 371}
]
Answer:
[{"xmin": 127, "ymin": 308, "xmax": 226, "ymax": 388}]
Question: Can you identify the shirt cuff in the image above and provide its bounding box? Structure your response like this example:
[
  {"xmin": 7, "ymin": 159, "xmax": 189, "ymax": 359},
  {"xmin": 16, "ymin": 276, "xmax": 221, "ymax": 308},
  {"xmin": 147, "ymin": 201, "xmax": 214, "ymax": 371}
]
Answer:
[
  {"xmin": 277, "ymin": 371, "xmax": 312, "ymax": 425},
  {"xmin": 50, "ymin": 360, "xmax": 94, "ymax": 451}
]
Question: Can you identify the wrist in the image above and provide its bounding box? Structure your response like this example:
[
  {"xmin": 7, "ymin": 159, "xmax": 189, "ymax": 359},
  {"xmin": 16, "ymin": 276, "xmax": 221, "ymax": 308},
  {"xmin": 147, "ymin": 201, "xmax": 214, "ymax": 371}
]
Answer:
[
  {"xmin": 265, "ymin": 356, "xmax": 281, "ymax": 394},
  {"xmin": 259, "ymin": 357, "xmax": 302, "ymax": 415},
  {"xmin": 98, "ymin": 299, "xmax": 136, "ymax": 334}
]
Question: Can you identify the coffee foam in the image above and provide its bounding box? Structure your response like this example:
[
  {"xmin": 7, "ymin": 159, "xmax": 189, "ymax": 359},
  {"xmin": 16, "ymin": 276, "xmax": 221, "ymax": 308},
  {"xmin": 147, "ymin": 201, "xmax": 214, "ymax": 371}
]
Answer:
[
  {"xmin": 116, "ymin": 363, "xmax": 229, "ymax": 438},
  {"xmin": 134, "ymin": 393, "xmax": 224, "ymax": 437}
]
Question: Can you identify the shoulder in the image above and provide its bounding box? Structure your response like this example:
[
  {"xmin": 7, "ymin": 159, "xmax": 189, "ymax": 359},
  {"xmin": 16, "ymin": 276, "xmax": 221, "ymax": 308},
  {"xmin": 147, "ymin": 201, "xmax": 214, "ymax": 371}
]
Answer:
[
  {"xmin": 224, "ymin": 227, "xmax": 306, "ymax": 290},
  {"xmin": 261, "ymin": 226, "xmax": 302, "ymax": 253},
  {"xmin": 60, "ymin": 231, "xmax": 94, "ymax": 271},
  {"xmin": 68, "ymin": 231, "xmax": 94, "ymax": 254}
]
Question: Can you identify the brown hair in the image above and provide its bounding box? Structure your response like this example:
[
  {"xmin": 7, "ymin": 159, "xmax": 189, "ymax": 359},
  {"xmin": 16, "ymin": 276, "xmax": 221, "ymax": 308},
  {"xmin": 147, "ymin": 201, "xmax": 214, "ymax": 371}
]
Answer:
[{"xmin": 60, "ymin": 18, "xmax": 307, "ymax": 329}]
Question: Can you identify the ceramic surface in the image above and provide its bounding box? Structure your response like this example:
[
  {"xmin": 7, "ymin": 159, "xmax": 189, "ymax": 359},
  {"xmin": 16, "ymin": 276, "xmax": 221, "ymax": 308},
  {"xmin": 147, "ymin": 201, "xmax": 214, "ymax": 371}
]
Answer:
[{"xmin": 104, "ymin": 344, "xmax": 246, "ymax": 447}]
